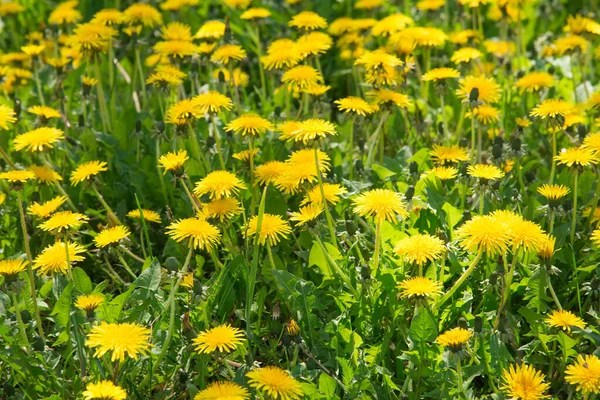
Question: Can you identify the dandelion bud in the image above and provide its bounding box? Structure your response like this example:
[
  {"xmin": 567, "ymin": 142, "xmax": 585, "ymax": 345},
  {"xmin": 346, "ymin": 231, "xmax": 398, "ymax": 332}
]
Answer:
[
  {"xmin": 218, "ymin": 70, "xmax": 226, "ymax": 84},
  {"xmin": 206, "ymin": 136, "xmax": 216, "ymax": 147},
  {"xmin": 469, "ymin": 87, "xmax": 479, "ymax": 103},
  {"xmin": 286, "ymin": 319, "xmax": 300, "ymax": 337},
  {"xmin": 459, "ymin": 138, "xmax": 469, "ymax": 148},
  {"xmin": 156, "ymin": 121, "xmax": 165, "ymax": 134},
  {"xmin": 525, "ymin": 170, "xmax": 535, "ymax": 183},
  {"xmin": 13, "ymin": 98, "xmax": 21, "ymax": 117},
  {"xmin": 405, "ymin": 185, "xmax": 415, "ymax": 200},
  {"xmin": 548, "ymin": 66, "xmax": 555, "ymax": 75},
  {"xmin": 492, "ymin": 180, "xmax": 501, "ymax": 190},
  {"xmin": 474, "ymin": 317, "xmax": 483, "ymax": 333},
  {"xmin": 577, "ymin": 124, "xmax": 587, "ymax": 141},
  {"xmin": 462, "ymin": 210, "xmax": 472, "ymax": 223},
  {"xmin": 135, "ymin": 119, "xmax": 142, "ymax": 133},
  {"xmin": 192, "ymin": 280, "xmax": 203, "ymax": 296},
  {"xmin": 493, "ymin": 136, "xmax": 503, "ymax": 146},
  {"xmin": 345, "ymin": 219, "xmax": 357, "ymax": 235},
  {"xmin": 78, "ymin": 114, "xmax": 85, "ymax": 128},
  {"xmin": 460, "ymin": 162, "xmax": 469, "ymax": 176},
  {"xmin": 32, "ymin": 335, "xmax": 44, "ymax": 351},
  {"xmin": 361, "ymin": 264, "xmax": 371, "ymax": 280},
  {"xmin": 437, "ymin": 121, "xmax": 444, "ymax": 136},
  {"xmin": 409, "ymin": 161, "xmax": 418, "ymax": 174},
  {"xmin": 274, "ymin": 106, "xmax": 281, "ymax": 118},
  {"xmin": 510, "ymin": 137, "xmax": 521, "ymax": 152},
  {"xmin": 165, "ymin": 256, "xmax": 179, "ymax": 273},
  {"xmin": 563, "ymin": 199, "xmax": 572, "ymax": 212},
  {"xmin": 20, "ymin": 309, "xmax": 31, "ymax": 324},
  {"xmin": 492, "ymin": 144, "xmax": 503, "ymax": 160}
]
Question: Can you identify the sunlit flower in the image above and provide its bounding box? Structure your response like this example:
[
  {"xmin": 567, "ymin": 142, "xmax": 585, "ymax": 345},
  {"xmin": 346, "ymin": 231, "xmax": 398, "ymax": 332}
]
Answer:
[
  {"xmin": 335, "ymin": 96, "xmax": 376, "ymax": 116},
  {"xmin": 232, "ymin": 149, "xmax": 259, "ymax": 163},
  {"xmin": 75, "ymin": 293, "xmax": 105, "ymax": 312},
  {"xmin": 195, "ymin": 20, "xmax": 226, "ymax": 40},
  {"xmin": 194, "ymin": 91, "xmax": 233, "ymax": 114},
  {"xmin": 289, "ymin": 11, "xmax": 327, "ymax": 31},
  {"xmin": 94, "ymin": 226, "xmax": 130, "ymax": 248},
  {"xmin": 372, "ymin": 13, "xmax": 413, "ymax": 36},
  {"xmin": 466, "ymin": 104, "xmax": 500, "ymax": 125},
  {"xmin": 147, "ymin": 69, "xmax": 183, "ymax": 89},
  {"xmin": 425, "ymin": 166, "xmax": 458, "ymax": 181},
  {"xmin": 397, "ymin": 277, "xmax": 441, "ymax": 298},
  {"xmin": 367, "ymin": 89, "xmax": 412, "ymax": 108},
  {"xmin": 211, "ymin": 44, "xmax": 247, "ymax": 65},
  {"xmin": 456, "ymin": 215, "xmax": 509, "ymax": 255},
  {"xmin": 0, "ymin": 259, "xmax": 26, "ymax": 277},
  {"xmin": 437, "ymin": 327, "xmax": 472, "ymax": 350},
  {"xmin": 83, "ymin": 380, "xmax": 127, "ymax": 400},
  {"xmin": 127, "ymin": 209, "xmax": 161, "ymax": 223},
  {"xmin": 30, "ymin": 164, "xmax": 62, "ymax": 181},
  {"xmin": 282, "ymin": 65, "xmax": 323, "ymax": 91},
  {"xmin": 212, "ymin": 67, "xmax": 249, "ymax": 87},
  {"xmin": 430, "ymin": 144, "xmax": 469, "ymax": 164},
  {"xmin": 555, "ymin": 147, "xmax": 599, "ymax": 168},
  {"xmin": 49, "ymin": 2, "xmax": 82, "ymax": 25},
  {"xmin": 245, "ymin": 214, "xmax": 292, "ymax": 246},
  {"xmin": 246, "ymin": 366, "xmax": 304, "ymax": 400},
  {"xmin": 394, "ymin": 234, "xmax": 445, "ymax": 265},
  {"xmin": 33, "ymin": 241, "xmax": 85, "ymax": 275},
  {"xmin": 159, "ymin": 150, "xmax": 189, "ymax": 174},
  {"xmin": 530, "ymin": 99, "xmax": 574, "ymax": 119},
  {"xmin": 290, "ymin": 203, "xmax": 323, "ymax": 226},
  {"xmin": 451, "ymin": 47, "xmax": 482, "ymax": 64},
  {"xmin": 193, "ymin": 324, "xmax": 245, "ymax": 354},
  {"xmin": 202, "ymin": 198, "xmax": 242, "ymax": 222},
  {"xmin": 400, "ymin": 27, "xmax": 448, "ymax": 47},
  {"xmin": 28, "ymin": 105, "xmax": 61, "ymax": 121},
  {"xmin": 225, "ymin": 114, "xmax": 273, "ymax": 136},
  {"xmin": 0, "ymin": 2, "xmax": 25, "ymax": 17},
  {"xmin": 87, "ymin": 322, "xmax": 151, "ymax": 362},
  {"xmin": 123, "ymin": 3, "xmax": 162, "ymax": 27},
  {"xmin": 301, "ymin": 183, "xmax": 347, "ymax": 206},
  {"xmin": 154, "ymin": 40, "xmax": 201, "ymax": 58},
  {"xmin": 255, "ymin": 161, "xmax": 288, "ymax": 186},
  {"xmin": 13, "ymin": 127, "xmax": 64, "ymax": 152},
  {"xmin": 504, "ymin": 217, "xmax": 546, "ymax": 253},
  {"xmin": 193, "ymin": 170, "xmax": 246, "ymax": 199},
  {"xmin": 546, "ymin": 309, "xmax": 585, "ymax": 333},
  {"xmin": 484, "ymin": 40, "xmax": 516, "ymax": 57},
  {"xmin": 166, "ymin": 218, "xmax": 221, "ymax": 250},
  {"xmin": 284, "ymin": 118, "xmax": 337, "ymax": 144},
  {"xmin": 27, "ymin": 196, "xmax": 66, "ymax": 218},
  {"xmin": 565, "ymin": 355, "xmax": 600, "ymax": 394},
  {"xmin": 467, "ymin": 164, "xmax": 505, "ymax": 182},
  {"xmin": 194, "ymin": 381, "xmax": 250, "ymax": 400},
  {"xmin": 70, "ymin": 161, "xmax": 108, "ymax": 185},
  {"xmin": 92, "ymin": 9, "xmax": 125, "ymax": 26},
  {"xmin": 39, "ymin": 211, "xmax": 89, "ymax": 233},
  {"xmin": 353, "ymin": 189, "xmax": 409, "ymax": 223},
  {"xmin": 554, "ymin": 35, "xmax": 589, "ymax": 56},
  {"xmin": 261, "ymin": 39, "xmax": 300, "ymax": 70},
  {"xmin": 515, "ymin": 72, "xmax": 555, "ymax": 93},
  {"xmin": 537, "ymin": 184, "xmax": 570, "ymax": 203},
  {"xmin": 0, "ymin": 170, "xmax": 35, "ymax": 183},
  {"xmin": 592, "ymin": 229, "xmax": 600, "ymax": 247},
  {"xmin": 166, "ymin": 99, "xmax": 201, "ymax": 125},
  {"xmin": 0, "ymin": 104, "xmax": 16, "ymax": 130},
  {"xmin": 501, "ymin": 364, "xmax": 550, "ymax": 400},
  {"xmin": 457, "ymin": 75, "xmax": 502, "ymax": 103},
  {"xmin": 241, "ymin": 7, "xmax": 271, "ymax": 20}
]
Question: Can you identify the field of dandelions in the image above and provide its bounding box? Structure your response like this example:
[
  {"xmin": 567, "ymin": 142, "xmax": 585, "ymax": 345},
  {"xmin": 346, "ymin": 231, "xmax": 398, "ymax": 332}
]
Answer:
[{"xmin": 2, "ymin": 0, "xmax": 600, "ymax": 399}]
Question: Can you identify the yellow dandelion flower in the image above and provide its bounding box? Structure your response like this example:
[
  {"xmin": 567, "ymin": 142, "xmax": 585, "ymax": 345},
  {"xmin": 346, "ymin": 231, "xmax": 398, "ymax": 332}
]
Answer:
[
  {"xmin": 399, "ymin": 27, "xmax": 448, "ymax": 47},
  {"xmin": 75, "ymin": 293, "xmax": 105, "ymax": 312},
  {"xmin": 397, "ymin": 276, "xmax": 441, "ymax": 298},
  {"xmin": 484, "ymin": 40, "xmax": 516, "ymax": 57},
  {"xmin": 28, "ymin": 196, "xmax": 67, "ymax": 218},
  {"xmin": 225, "ymin": 114, "xmax": 273, "ymax": 136},
  {"xmin": 92, "ymin": 9, "xmax": 125, "ymax": 26},
  {"xmin": 154, "ymin": 40, "xmax": 201, "ymax": 58},
  {"xmin": 194, "ymin": 381, "xmax": 250, "ymax": 400},
  {"xmin": 530, "ymin": 99, "xmax": 574, "ymax": 119},
  {"xmin": 69, "ymin": 22, "xmax": 117, "ymax": 54},
  {"xmin": 501, "ymin": 364, "xmax": 550, "ymax": 400},
  {"xmin": 457, "ymin": 75, "xmax": 502, "ymax": 103},
  {"xmin": 0, "ymin": 170, "xmax": 35, "ymax": 183},
  {"xmin": 123, "ymin": 3, "xmax": 162, "ymax": 27},
  {"xmin": 436, "ymin": 327, "xmax": 473, "ymax": 349},
  {"xmin": 456, "ymin": 215, "xmax": 509, "ymax": 255},
  {"xmin": 537, "ymin": 184, "xmax": 570, "ymax": 202},
  {"xmin": 195, "ymin": 20, "xmax": 225, "ymax": 40},
  {"xmin": 282, "ymin": 65, "xmax": 323, "ymax": 91},
  {"xmin": 49, "ymin": 2, "xmax": 82, "ymax": 25},
  {"xmin": 87, "ymin": 322, "xmax": 151, "ymax": 362},
  {"xmin": 355, "ymin": 49, "xmax": 403, "ymax": 74},
  {"xmin": 0, "ymin": 259, "xmax": 27, "ymax": 277},
  {"xmin": 261, "ymin": 40, "xmax": 300, "ymax": 70},
  {"xmin": 241, "ymin": 7, "xmax": 271, "ymax": 20},
  {"xmin": 565, "ymin": 355, "xmax": 600, "ymax": 394},
  {"xmin": 592, "ymin": 229, "xmax": 600, "ymax": 247},
  {"xmin": 181, "ymin": 273, "xmax": 194, "ymax": 289},
  {"xmin": 451, "ymin": 47, "xmax": 483, "ymax": 64},
  {"xmin": 202, "ymin": 198, "xmax": 242, "ymax": 222},
  {"xmin": 33, "ymin": 241, "xmax": 85, "ymax": 275},
  {"xmin": 335, "ymin": 96, "xmax": 376, "ymax": 116},
  {"xmin": 0, "ymin": 104, "xmax": 16, "ymax": 130},
  {"xmin": 13, "ymin": 127, "xmax": 64, "ymax": 152},
  {"xmin": 417, "ymin": 0, "xmax": 446, "ymax": 11},
  {"xmin": 166, "ymin": 99, "xmax": 201, "ymax": 125},
  {"xmin": 255, "ymin": 161, "xmax": 288, "ymax": 186},
  {"xmin": 504, "ymin": 218, "xmax": 546, "ymax": 253},
  {"xmin": 290, "ymin": 203, "xmax": 323, "ymax": 226},
  {"xmin": 246, "ymin": 366, "xmax": 304, "ymax": 400},
  {"xmin": 555, "ymin": 147, "xmax": 599, "ymax": 168},
  {"xmin": 538, "ymin": 234, "xmax": 556, "ymax": 260},
  {"xmin": 94, "ymin": 226, "xmax": 130, "ymax": 248},
  {"xmin": 425, "ymin": 166, "xmax": 458, "ymax": 181},
  {"xmin": 28, "ymin": 105, "xmax": 61, "ymax": 120},
  {"xmin": 70, "ymin": 160, "xmax": 108, "ymax": 185},
  {"xmin": 289, "ymin": 11, "xmax": 327, "ymax": 31},
  {"xmin": 29, "ymin": 165, "xmax": 62, "ymax": 183},
  {"xmin": 160, "ymin": 22, "xmax": 193, "ymax": 42},
  {"xmin": 193, "ymin": 170, "xmax": 246, "ymax": 199},
  {"xmin": 192, "ymin": 324, "xmax": 245, "ymax": 354},
  {"xmin": 355, "ymin": 0, "xmax": 384, "ymax": 9},
  {"xmin": 372, "ymin": 13, "xmax": 413, "ymax": 37},
  {"xmin": 159, "ymin": 150, "xmax": 189, "ymax": 174},
  {"xmin": 0, "ymin": 2, "xmax": 25, "ymax": 17},
  {"xmin": 127, "ymin": 209, "xmax": 161, "ymax": 223},
  {"xmin": 39, "ymin": 211, "xmax": 88, "ymax": 233},
  {"xmin": 232, "ymin": 149, "xmax": 259, "ymax": 163},
  {"xmin": 82, "ymin": 76, "xmax": 98, "ymax": 87},
  {"xmin": 245, "ymin": 214, "xmax": 292, "ymax": 246},
  {"xmin": 301, "ymin": 183, "xmax": 347, "ymax": 206},
  {"xmin": 467, "ymin": 164, "xmax": 505, "ymax": 181},
  {"xmin": 296, "ymin": 32, "xmax": 332, "ymax": 59},
  {"xmin": 211, "ymin": 44, "xmax": 247, "ymax": 65},
  {"xmin": 166, "ymin": 218, "xmax": 221, "ymax": 250},
  {"xmin": 353, "ymin": 189, "xmax": 409, "ymax": 223},
  {"xmin": 422, "ymin": 67, "xmax": 461, "ymax": 82},
  {"xmin": 466, "ymin": 104, "xmax": 500, "ymax": 125},
  {"xmin": 546, "ymin": 309, "xmax": 585, "ymax": 333},
  {"xmin": 515, "ymin": 72, "xmax": 555, "ymax": 93},
  {"xmin": 286, "ymin": 319, "xmax": 301, "ymax": 336},
  {"xmin": 83, "ymin": 380, "xmax": 127, "ymax": 400},
  {"xmin": 194, "ymin": 91, "xmax": 233, "ymax": 114},
  {"xmin": 146, "ymin": 71, "xmax": 183, "ymax": 88},
  {"xmin": 211, "ymin": 67, "xmax": 249, "ymax": 87},
  {"xmin": 285, "ymin": 118, "xmax": 337, "ymax": 144},
  {"xmin": 223, "ymin": 0, "xmax": 250, "ymax": 9},
  {"xmin": 367, "ymin": 89, "xmax": 412, "ymax": 108},
  {"xmin": 554, "ymin": 35, "xmax": 589, "ymax": 56},
  {"xmin": 394, "ymin": 234, "xmax": 445, "ymax": 265}
]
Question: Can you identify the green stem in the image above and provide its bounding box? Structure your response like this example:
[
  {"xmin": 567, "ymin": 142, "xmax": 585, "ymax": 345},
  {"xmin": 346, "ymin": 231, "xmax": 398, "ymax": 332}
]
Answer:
[
  {"xmin": 267, "ymin": 243, "xmax": 276, "ymax": 269},
  {"xmin": 211, "ymin": 114, "xmax": 226, "ymax": 170},
  {"xmin": 0, "ymin": 145, "xmax": 17, "ymax": 169},
  {"xmin": 12, "ymin": 291, "xmax": 30, "ymax": 350},
  {"xmin": 587, "ymin": 173, "xmax": 600, "ymax": 227},
  {"xmin": 93, "ymin": 55, "xmax": 111, "ymax": 132},
  {"xmin": 470, "ymin": 107, "xmax": 476, "ymax": 163},
  {"xmin": 372, "ymin": 220, "xmax": 382, "ymax": 276},
  {"xmin": 314, "ymin": 146, "xmax": 338, "ymax": 250},
  {"xmin": 116, "ymin": 250, "xmax": 137, "ymax": 279},
  {"xmin": 33, "ymin": 60, "xmax": 45, "ymax": 106},
  {"xmin": 16, "ymin": 191, "xmax": 45, "ymax": 342},
  {"xmin": 571, "ymin": 171, "xmax": 579, "ymax": 246},
  {"xmin": 155, "ymin": 138, "xmax": 170, "ymax": 206},
  {"xmin": 494, "ymin": 253, "xmax": 518, "ymax": 330},
  {"xmin": 314, "ymin": 234, "xmax": 359, "ymax": 297},
  {"xmin": 92, "ymin": 185, "xmax": 121, "ymax": 226},
  {"xmin": 120, "ymin": 245, "xmax": 145, "ymax": 263},
  {"xmin": 549, "ymin": 129, "xmax": 557, "ymax": 184},
  {"xmin": 134, "ymin": 46, "xmax": 148, "ymax": 106},
  {"xmin": 436, "ymin": 250, "xmax": 483, "ymax": 308},
  {"xmin": 249, "ymin": 137, "xmax": 256, "ymax": 215},
  {"xmin": 349, "ymin": 117, "xmax": 355, "ymax": 180}
]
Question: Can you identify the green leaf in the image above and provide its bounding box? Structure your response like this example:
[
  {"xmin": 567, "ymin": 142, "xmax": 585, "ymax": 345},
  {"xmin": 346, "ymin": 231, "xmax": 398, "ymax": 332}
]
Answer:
[
  {"xmin": 371, "ymin": 164, "xmax": 396, "ymax": 180},
  {"xmin": 132, "ymin": 259, "xmax": 161, "ymax": 291},
  {"xmin": 309, "ymin": 241, "xmax": 337, "ymax": 277},
  {"xmin": 51, "ymin": 281, "xmax": 73, "ymax": 327},
  {"xmin": 407, "ymin": 148, "xmax": 430, "ymax": 167},
  {"xmin": 557, "ymin": 331, "xmax": 577, "ymax": 362},
  {"xmin": 72, "ymin": 267, "xmax": 92, "ymax": 295},
  {"xmin": 408, "ymin": 306, "xmax": 437, "ymax": 346},
  {"xmin": 442, "ymin": 202, "xmax": 462, "ymax": 229},
  {"xmin": 97, "ymin": 286, "xmax": 134, "ymax": 323},
  {"xmin": 318, "ymin": 373, "xmax": 337, "ymax": 398}
]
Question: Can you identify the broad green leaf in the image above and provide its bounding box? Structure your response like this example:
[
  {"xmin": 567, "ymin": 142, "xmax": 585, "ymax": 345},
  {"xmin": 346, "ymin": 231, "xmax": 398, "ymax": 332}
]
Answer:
[
  {"xmin": 371, "ymin": 164, "xmax": 396, "ymax": 180},
  {"xmin": 442, "ymin": 202, "xmax": 462, "ymax": 229},
  {"xmin": 132, "ymin": 259, "xmax": 161, "ymax": 291},
  {"xmin": 318, "ymin": 373, "xmax": 337, "ymax": 398},
  {"xmin": 51, "ymin": 281, "xmax": 73, "ymax": 327},
  {"xmin": 408, "ymin": 306, "xmax": 437, "ymax": 346},
  {"xmin": 72, "ymin": 267, "xmax": 92, "ymax": 295}
]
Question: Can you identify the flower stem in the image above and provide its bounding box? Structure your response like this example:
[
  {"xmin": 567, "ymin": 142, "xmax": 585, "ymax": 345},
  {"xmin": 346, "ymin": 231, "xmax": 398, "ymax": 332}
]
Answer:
[
  {"xmin": 314, "ymin": 146, "xmax": 338, "ymax": 250},
  {"xmin": 211, "ymin": 114, "xmax": 226, "ymax": 170},
  {"xmin": 93, "ymin": 55, "xmax": 111, "ymax": 133},
  {"xmin": 92, "ymin": 185, "xmax": 121, "ymax": 226},
  {"xmin": 494, "ymin": 253, "xmax": 518, "ymax": 330},
  {"xmin": 16, "ymin": 191, "xmax": 45, "ymax": 342},
  {"xmin": 116, "ymin": 250, "xmax": 137, "ymax": 279},
  {"xmin": 549, "ymin": 129, "xmax": 557, "ymax": 184},
  {"xmin": 571, "ymin": 170, "xmax": 579, "ymax": 246},
  {"xmin": 12, "ymin": 291, "xmax": 30, "ymax": 350},
  {"xmin": 586, "ymin": 173, "xmax": 600, "ymax": 227},
  {"xmin": 372, "ymin": 220, "xmax": 382, "ymax": 276},
  {"xmin": 436, "ymin": 250, "xmax": 483, "ymax": 308}
]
